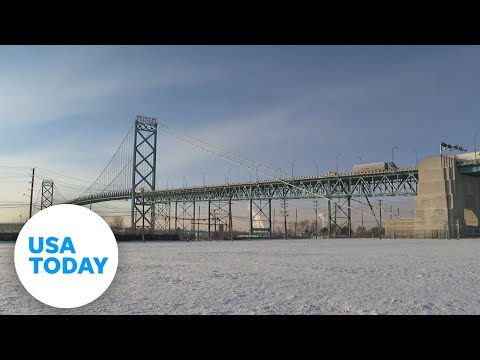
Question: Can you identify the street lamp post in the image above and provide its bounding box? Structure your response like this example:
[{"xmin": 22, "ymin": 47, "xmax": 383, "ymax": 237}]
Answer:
[
  {"xmin": 291, "ymin": 160, "xmax": 296, "ymax": 178},
  {"xmin": 256, "ymin": 165, "xmax": 262, "ymax": 181},
  {"xmin": 413, "ymin": 149, "xmax": 418, "ymax": 166},
  {"xmin": 313, "ymin": 160, "xmax": 319, "ymax": 177},
  {"xmin": 357, "ymin": 156, "xmax": 363, "ymax": 165},
  {"xmin": 226, "ymin": 168, "xmax": 231, "ymax": 185},
  {"xmin": 202, "ymin": 172, "xmax": 206, "ymax": 187},
  {"xmin": 475, "ymin": 132, "xmax": 478, "ymax": 162},
  {"xmin": 392, "ymin": 146, "xmax": 399, "ymax": 165},
  {"xmin": 336, "ymin": 153, "xmax": 342, "ymax": 174}
]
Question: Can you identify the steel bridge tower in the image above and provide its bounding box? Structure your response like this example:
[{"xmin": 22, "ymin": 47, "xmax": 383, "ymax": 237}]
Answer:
[
  {"xmin": 131, "ymin": 115, "xmax": 158, "ymax": 231},
  {"xmin": 41, "ymin": 180, "xmax": 54, "ymax": 210}
]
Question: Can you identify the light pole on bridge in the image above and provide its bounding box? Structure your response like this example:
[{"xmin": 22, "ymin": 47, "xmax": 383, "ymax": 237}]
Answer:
[
  {"xmin": 475, "ymin": 131, "xmax": 478, "ymax": 162},
  {"xmin": 336, "ymin": 153, "xmax": 342, "ymax": 174},
  {"xmin": 357, "ymin": 155, "xmax": 363, "ymax": 165},
  {"xmin": 392, "ymin": 146, "xmax": 399, "ymax": 165},
  {"xmin": 256, "ymin": 165, "xmax": 262, "ymax": 182},
  {"xmin": 313, "ymin": 160, "xmax": 319, "ymax": 177},
  {"xmin": 291, "ymin": 160, "xmax": 296, "ymax": 178},
  {"xmin": 225, "ymin": 168, "xmax": 231, "ymax": 185}
]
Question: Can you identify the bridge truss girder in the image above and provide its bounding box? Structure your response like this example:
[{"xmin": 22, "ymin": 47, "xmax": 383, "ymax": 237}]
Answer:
[
  {"xmin": 67, "ymin": 171, "xmax": 418, "ymax": 211},
  {"xmin": 328, "ymin": 196, "xmax": 351, "ymax": 238},
  {"xmin": 147, "ymin": 170, "xmax": 418, "ymax": 203},
  {"xmin": 208, "ymin": 200, "xmax": 230, "ymax": 239},
  {"xmin": 154, "ymin": 201, "xmax": 171, "ymax": 232},
  {"xmin": 174, "ymin": 201, "xmax": 196, "ymax": 235}
]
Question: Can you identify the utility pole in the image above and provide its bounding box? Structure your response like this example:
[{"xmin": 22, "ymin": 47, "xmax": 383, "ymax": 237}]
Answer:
[
  {"xmin": 361, "ymin": 210, "xmax": 364, "ymax": 237},
  {"xmin": 456, "ymin": 218, "xmax": 460, "ymax": 240},
  {"xmin": 334, "ymin": 203, "xmax": 337, "ymax": 238},
  {"xmin": 29, "ymin": 168, "xmax": 35, "ymax": 220},
  {"xmin": 327, "ymin": 199, "xmax": 331, "ymax": 238},
  {"xmin": 314, "ymin": 200, "xmax": 318, "ymax": 239},
  {"xmin": 198, "ymin": 205, "xmax": 200, "ymax": 240},
  {"xmin": 273, "ymin": 208, "xmax": 276, "ymax": 237},
  {"xmin": 282, "ymin": 197, "xmax": 288, "ymax": 239},
  {"xmin": 229, "ymin": 198, "xmax": 233, "ymax": 241},
  {"xmin": 214, "ymin": 209, "xmax": 217, "ymax": 235},
  {"xmin": 474, "ymin": 132, "xmax": 478, "ymax": 162},
  {"xmin": 379, "ymin": 199, "xmax": 382, "ymax": 239},
  {"xmin": 141, "ymin": 188, "xmax": 145, "ymax": 243},
  {"xmin": 295, "ymin": 208, "xmax": 298, "ymax": 237}
]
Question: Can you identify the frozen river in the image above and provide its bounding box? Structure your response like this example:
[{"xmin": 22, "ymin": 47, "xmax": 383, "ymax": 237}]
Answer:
[{"xmin": 1, "ymin": 238, "xmax": 480, "ymax": 315}]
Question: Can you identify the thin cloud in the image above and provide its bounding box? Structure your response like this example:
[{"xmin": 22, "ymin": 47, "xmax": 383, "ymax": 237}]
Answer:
[{"xmin": 0, "ymin": 47, "xmax": 222, "ymax": 130}]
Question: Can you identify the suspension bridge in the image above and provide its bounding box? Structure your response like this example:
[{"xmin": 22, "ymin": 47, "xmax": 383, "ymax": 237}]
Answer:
[{"xmin": 36, "ymin": 115, "xmax": 480, "ymax": 239}]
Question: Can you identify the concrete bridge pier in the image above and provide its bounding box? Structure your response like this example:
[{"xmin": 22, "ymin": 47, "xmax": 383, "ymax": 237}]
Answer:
[{"xmin": 386, "ymin": 155, "xmax": 480, "ymax": 239}]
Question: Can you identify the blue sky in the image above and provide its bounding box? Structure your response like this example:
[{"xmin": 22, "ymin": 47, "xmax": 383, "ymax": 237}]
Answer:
[{"xmin": 1, "ymin": 45, "xmax": 479, "ymax": 226}]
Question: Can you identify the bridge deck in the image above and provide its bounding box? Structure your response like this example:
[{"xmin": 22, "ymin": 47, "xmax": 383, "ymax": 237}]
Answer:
[
  {"xmin": 66, "ymin": 167, "xmax": 419, "ymax": 205},
  {"xmin": 457, "ymin": 161, "xmax": 480, "ymax": 176}
]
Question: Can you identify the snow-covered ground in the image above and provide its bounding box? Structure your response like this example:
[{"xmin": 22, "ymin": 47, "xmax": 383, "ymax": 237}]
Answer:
[{"xmin": 1, "ymin": 238, "xmax": 480, "ymax": 315}]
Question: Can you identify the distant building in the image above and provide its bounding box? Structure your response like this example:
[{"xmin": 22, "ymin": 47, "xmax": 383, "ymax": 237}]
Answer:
[
  {"xmin": 0, "ymin": 223, "xmax": 23, "ymax": 241},
  {"xmin": 0, "ymin": 222, "xmax": 24, "ymax": 233}
]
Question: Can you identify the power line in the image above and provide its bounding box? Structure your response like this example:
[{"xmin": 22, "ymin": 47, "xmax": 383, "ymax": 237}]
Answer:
[
  {"xmin": 157, "ymin": 122, "xmax": 407, "ymax": 222},
  {"xmin": 36, "ymin": 167, "xmax": 93, "ymax": 183},
  {"xmin": 0, "ymin": 165, "xmax": 32, "ymax": 170}
]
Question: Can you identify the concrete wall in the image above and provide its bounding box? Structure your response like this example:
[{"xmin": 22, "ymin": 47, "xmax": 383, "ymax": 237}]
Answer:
[
  {"xmin": 414, "ymin": 156, "xmax": 454, "ymax": 234},
  {"xmin": 453, "ymin": 167, "xmax": 480, "ymax": 228},
  {"xmin": 385, "ymin": 155, "xmax": 480, "ymax": 239},
  {"xmin": 384, "ymin": 219, "xmax": 415, "ymax": 238}
]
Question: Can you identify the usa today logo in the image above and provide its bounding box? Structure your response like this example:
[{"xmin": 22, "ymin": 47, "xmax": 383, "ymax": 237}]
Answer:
[{"xmin": 14, "ymin": 204, "xmax": 118, "ymax": 309}]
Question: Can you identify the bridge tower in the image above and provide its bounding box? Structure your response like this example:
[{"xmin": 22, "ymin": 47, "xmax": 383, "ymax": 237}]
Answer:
[
  {"xmin": 131, "ymin": 115, "xmax": 158, "ymax": 232},
  {"xmin": 41, "ymin": 180, "xmax": 54, "ymax": 210}
]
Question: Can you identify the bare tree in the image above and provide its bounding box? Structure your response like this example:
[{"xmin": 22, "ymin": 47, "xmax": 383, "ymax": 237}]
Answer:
[
  {"xmin": 111, "ymin": 216, "xmax": 125, "ymax": 234},
  {"xmin": 356, "ymin": 226, "xmax": 367, "ymax": 238},
  {"xmin": 297, "ymin": 220, "xmax": 310, "ymax": 235}
]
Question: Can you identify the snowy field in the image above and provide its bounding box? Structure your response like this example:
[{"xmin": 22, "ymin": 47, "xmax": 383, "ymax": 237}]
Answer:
[{"xmin": 1, "ymin": 238, "xmax": 480, "ymax": 315}]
